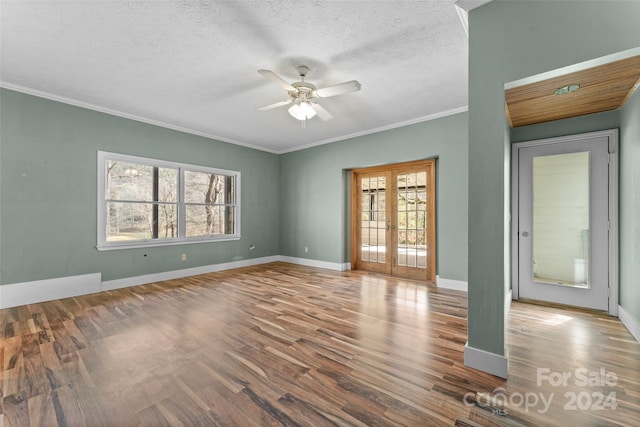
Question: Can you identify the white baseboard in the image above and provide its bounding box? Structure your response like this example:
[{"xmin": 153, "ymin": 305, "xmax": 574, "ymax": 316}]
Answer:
[
  {"xmin": 505, "ymin": 289, "xmax": 513, "ymax": 320},
  {"xmin": 618, "ymin": 305, "xmax": 640, "ymax": 343},
  {"xmin": 436, "ymin": 276, "xmax": 468, "ymax": 292},
  {"xmin": 0, "ymin": 256, "xmax": 352, "ymax": 308},
  {"xmin": 278, "ymin": 256, "xmax": 350, "ymax": 271},
  {"xmin": 0, "ymin": 273, "xmax": 102, "ymax": 309},
  {"xmin": 464, "ymin": 342, "xmax": 509, "ymax": 379},
  {"xmin": 102, "ymin": 255, "xmax": 281, "ymax": 291}
]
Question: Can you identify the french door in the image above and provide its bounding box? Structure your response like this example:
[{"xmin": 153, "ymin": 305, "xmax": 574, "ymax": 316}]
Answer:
[
  {"xmin": 351, "ymin": 160, "xmax": 436, "ymax": 282},
  {"xmin": 512, "ymin": 130, "xmax": 618, "ymax": 313}
]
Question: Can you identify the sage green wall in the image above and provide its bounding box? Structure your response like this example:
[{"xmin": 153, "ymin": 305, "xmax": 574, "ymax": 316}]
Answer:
[
  {"xmin": 0, "ymin": 91, "xmax": 468, "ymax": 286},
  {"xmin": 620, "ymin": 90, "xmax": 640, "ymax": 326},
  {"xmin": 279, "ymin": 112, "xmax": 469, "ymax": 282},
  {"xmin": 0, "ymin": 89, "xmax": 280, "ymax": 284},
  {"xmin": 468, "ymin": 0, "xmax": 640, "ymax": 356}
]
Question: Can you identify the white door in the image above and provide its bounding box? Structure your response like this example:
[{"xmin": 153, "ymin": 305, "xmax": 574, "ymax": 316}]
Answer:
[{"xmin": 514, "ymin": 131, "xmax": 617, "ymax": 311}]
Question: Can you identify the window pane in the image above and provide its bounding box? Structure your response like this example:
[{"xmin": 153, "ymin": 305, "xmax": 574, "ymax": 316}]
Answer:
[
  {"xmin": 100, "ymin": 152, "xmax": 240, "ymax": 248},
  {"xmin": 407, "ymin": 230, "xmax": 416, "ymax": 246},
  {"xmin": 361, "ymin": 230, "xmax": 370, "ymax": 261},
  {"xmin": 398, "ymin": 211, "xmax": 407, "ymax": 228},
  {"xmin": 158, "ymin": 168, "xmax": 178, "ymax": 202},
  {"xmin": 369, "ymin": 225, "xmax": 378, "ymax": 245},
  {"xmin": 417, "ymin": 210, "xmax": 426, "ymax": 229},
  {"xmin": 362, "ymin": 195, "xmax": 370, "ymax": 221},
  {"xmin": 157, "ymin": 204, "xmax": 178, "ymax": 238},
  {"xmin": 398, "ymin": 230, "xmax": 407, "ymax": 245},
  {"xmin": 106, "ymin": 162, "xmax": 154, "ymax": 201},
  {"xmin": 106, "ymin": 162, "xmax": 177, "ymax": 203},
  {"xmin": 407, "ymin": 211, "xmax": 417, "ymax": 229},
  {"xmin": 417, "ymin": 191, "xmax": 426, "ymax": 210},
  {"xmin": 186, "ymin": 205, "xmax": 235, "ymax": 236},
  {"xmin": 377, "ymin": 192, "xmax": 386, "ymax": 221},
  {"xmin": 107, "ymin": 202, "xmax": 177, "ymax": 241},
  {"xmin": 185, "ymin": 171, "xmax": 232, "ymax": 204}
]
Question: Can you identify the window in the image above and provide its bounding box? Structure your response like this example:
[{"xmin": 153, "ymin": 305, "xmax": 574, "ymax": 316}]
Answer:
[{"xmin": 98, "ymin": 151, "xmax": 240, "ymax": 250}]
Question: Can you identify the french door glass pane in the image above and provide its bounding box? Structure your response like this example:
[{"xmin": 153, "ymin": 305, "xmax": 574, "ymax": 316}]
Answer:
[
  {"xmin": 361, "ymin": 175, "xmax": 386, "ymax": 264},
  {"xmin": 396, "ymin": 172, "xmax": 427, "ymax": 269},
  {"xmin": 533, "ymin": 151, "xmax": 590, "ymax": 287}
]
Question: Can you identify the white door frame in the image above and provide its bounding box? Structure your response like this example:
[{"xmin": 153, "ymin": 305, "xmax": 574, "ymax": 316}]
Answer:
[{"xmin": 511, "ymin": 129, "xmax": 619, "ymax": 316}]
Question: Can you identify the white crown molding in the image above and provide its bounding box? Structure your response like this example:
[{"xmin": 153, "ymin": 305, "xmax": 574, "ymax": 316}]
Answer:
[
  {"xmin": 454, "ymin": 0, "xmax": 493, "ymax": 12},
  {"xmin": 1, "ymin": 82, "xmax": 468, "ymax": 156},
  {"xmin": 454, "ymin": 4, "xmax": 469, "ymax": 38},
  {"xmin": 0, "ymin": 82, "xmax": 280, "ymax": 154},
  {"xmin": 278, "ymin": 106, "xmax": 469, "ymax": 154}
]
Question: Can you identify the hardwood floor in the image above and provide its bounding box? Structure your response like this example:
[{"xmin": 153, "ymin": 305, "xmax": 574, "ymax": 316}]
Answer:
[{"xmin": 1, "ymin": 262, "xmax": 638, "ymax": 426}]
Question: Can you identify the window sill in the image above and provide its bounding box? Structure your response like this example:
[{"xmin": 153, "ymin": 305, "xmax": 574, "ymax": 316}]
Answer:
[{"xmin": 96, "ymin": 235, "xmax": 241, "ymax": 251}]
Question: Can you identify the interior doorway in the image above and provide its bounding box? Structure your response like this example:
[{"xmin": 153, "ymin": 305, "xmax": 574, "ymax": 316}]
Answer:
[
  {"xmin": 351, "ymin": 160, "xmax": 436, "ymax": 282},
  {"xmin": 511, "ymin": 129, "xmax": 618, "ymax": 314}
]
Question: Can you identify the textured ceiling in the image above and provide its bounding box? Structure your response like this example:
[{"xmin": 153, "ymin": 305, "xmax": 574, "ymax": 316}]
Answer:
[{"xmin": 0, "ymin": 1, "xmax": 469, "ymax": 153}]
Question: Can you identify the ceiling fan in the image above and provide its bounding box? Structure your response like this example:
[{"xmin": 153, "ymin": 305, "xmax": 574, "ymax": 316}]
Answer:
[{"xmin": 256, "ymin": 65, "xmax": 361, "ymax": 122}]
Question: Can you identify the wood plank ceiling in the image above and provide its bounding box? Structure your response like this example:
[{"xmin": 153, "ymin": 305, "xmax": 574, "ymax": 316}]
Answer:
[{"xmin": 505, "ymin": 55, "xmax": 640, "ymax": 127}]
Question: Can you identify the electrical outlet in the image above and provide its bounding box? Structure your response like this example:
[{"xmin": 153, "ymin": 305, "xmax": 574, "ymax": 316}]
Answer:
[
  {"xmin": 181, "ymin": 253, "xmax": 187, "ymax": 261},
  {"xmin": 304, "ymin": 246, "xmax": 309, "ymax": 253}
]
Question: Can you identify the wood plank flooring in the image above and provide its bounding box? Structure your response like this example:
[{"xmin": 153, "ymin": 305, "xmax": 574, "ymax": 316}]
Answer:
[{"xmin": 1, "ymin": 262, "xmax": 638, "ymax": 426}]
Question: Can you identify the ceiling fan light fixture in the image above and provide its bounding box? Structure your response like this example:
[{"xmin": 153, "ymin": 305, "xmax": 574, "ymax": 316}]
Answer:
[
  {"xmin": 288, "ymin": 101, "xmax": 316, "ymax": 121},
  {"xmin": 257, "ymin": 65, "xmax": 358, "ymax": 123}
]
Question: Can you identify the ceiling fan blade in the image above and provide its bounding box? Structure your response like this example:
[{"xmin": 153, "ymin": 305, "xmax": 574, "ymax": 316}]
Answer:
[
  {"xmin": 316, "ymin": 80, "xmax": 361, "ymax": 98},
  {"xmin": 311, "ymin": 103, "xmax": 333, "ymax": 121},
  {"xmin": 256, "ymin": 99, "xmax": 292, "ymax": 111},
  {"xmin": 258, "ymin": 69, "xmax": 296, "ymax": 91}
]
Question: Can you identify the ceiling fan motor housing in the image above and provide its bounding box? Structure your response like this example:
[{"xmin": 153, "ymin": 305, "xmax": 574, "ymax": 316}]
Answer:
[{"xmin": 289, "ymin": 81, "xmax": 317, "ymax": 102}]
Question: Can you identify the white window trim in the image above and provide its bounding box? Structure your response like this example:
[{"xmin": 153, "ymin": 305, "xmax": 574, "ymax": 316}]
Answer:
[{"xmin": 97, "ymin": 151, "xmax": 241, "ymax": 251}]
